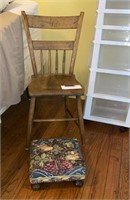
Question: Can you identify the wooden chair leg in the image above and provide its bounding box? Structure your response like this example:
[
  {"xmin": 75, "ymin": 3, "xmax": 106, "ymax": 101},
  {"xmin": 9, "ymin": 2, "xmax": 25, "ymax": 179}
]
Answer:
[
  {"xmin": 76, "ymin": 96, "xmax": 86, "ymax": 161},
  {"xmin": 35, "ymin": 97, "xmax": 40, "ymax": 118},
  {"xmin": 76, "ymin": 96, "xmax": 85, "ymax": 144},
  {"xmin": 64, "ymin": 96, "xmax": 68, "ymax": 118},
  {"xmin": 26, "ymin": 97, "xmax": 36, "ymax": 150}
]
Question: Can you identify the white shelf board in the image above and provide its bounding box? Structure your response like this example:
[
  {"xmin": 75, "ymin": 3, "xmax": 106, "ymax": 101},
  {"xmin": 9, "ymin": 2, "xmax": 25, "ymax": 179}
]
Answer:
[
  {"xmin": 97, "ymin": 9, "xmax": 130, "ymax": 14},
  {"xmin": 86, "ymin": 93, "xmax": 130, "ymax": 103},
  {"xmin": 89, "ymin": 68, "xmax": 130, "ymax": 76},
  {"xmin": 83, "ymin": 114, "xmax": 130, "ymax": 128},
  {"xmin": 95, "ymin": 25, "xmax": 130, "ymax": 31},
  {"xmin": 93, "ymin": 40, "xmax": 130, "ymax": 46}
]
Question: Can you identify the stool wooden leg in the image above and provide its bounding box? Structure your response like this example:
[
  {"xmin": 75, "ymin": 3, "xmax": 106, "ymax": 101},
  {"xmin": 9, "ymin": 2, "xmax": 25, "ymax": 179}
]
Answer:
[
  {"xmin": 31, "ymin": 183, "xmax": 41, "ymax": 190},
  {"xmin": 26, "ymin": 97, "xmax": 36, "ymax": 150},
  {"xmin": 74, "ymin": 180, "xmax": 84, "ymax": 187}
]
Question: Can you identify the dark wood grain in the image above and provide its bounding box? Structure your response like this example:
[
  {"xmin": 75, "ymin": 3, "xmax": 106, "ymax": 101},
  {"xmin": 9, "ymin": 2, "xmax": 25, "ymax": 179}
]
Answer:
[{"xmin": 1, "ymin": 95, "xmax": 129, "ymax": 199}]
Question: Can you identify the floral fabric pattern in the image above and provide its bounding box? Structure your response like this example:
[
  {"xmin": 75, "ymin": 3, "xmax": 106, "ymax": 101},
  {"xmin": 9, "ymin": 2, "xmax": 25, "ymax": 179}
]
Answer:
[{"xmin": 30, "ymin": 138, "xmax": 86, "ymax": 184}]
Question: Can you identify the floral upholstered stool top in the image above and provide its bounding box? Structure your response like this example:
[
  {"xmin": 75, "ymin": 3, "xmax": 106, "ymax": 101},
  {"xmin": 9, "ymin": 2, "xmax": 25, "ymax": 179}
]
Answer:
[{"xmin": 30, "ymin": 138, "xmax": 86, "ymax": 190}]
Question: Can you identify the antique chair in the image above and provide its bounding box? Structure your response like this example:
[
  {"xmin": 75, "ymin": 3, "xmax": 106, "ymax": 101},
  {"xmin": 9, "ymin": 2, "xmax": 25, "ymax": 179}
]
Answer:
[{"xmin": 21, "ymin": 11, "xmax": 86, "ymax": 189}]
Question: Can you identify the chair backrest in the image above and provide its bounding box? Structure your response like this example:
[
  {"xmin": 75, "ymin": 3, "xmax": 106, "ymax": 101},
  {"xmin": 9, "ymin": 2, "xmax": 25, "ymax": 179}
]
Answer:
[{"xmin": 21, "ymin": 11, "xmax": 84, "ymax": 77}]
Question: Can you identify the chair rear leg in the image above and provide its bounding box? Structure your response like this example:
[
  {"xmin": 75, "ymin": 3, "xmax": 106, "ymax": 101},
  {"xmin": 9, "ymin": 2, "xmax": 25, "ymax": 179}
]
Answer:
[
  {"xmin": 76, "ymin": 96, "xmax": 85, "ymax": 144},
  {"xmin": 26, "ymin": 97, "xmax": 36, "ymax": 150},
  {"xmin": 64, "ymin": 96, "xmax": 68, "ymax": 118}
]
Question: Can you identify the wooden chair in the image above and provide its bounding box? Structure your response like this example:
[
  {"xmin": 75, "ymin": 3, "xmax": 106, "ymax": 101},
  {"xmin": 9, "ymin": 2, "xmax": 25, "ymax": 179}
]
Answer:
[{"xmin": 21, "ymin": 11, "xmax": 85, "ymax": 150}]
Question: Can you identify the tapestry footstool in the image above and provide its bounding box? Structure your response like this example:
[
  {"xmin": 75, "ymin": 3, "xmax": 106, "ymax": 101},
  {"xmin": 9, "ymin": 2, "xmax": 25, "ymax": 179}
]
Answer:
[{"xmin": 29, "ymin": 138, "xmax": 86, "ymax": 190}]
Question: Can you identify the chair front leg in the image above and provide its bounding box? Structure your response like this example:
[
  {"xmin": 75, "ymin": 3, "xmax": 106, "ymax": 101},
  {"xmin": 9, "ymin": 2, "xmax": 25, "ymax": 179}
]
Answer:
[
  {"xmin": 76, "ymin": 96, "xmax": 86, "ymax": 161},
  {"xmin": 76, "ymin": 96, "xmax": 85, "ymax": 145},
  {"xmin": 26, "ymin": 97, "xmax": 36, "ymax": 150}
]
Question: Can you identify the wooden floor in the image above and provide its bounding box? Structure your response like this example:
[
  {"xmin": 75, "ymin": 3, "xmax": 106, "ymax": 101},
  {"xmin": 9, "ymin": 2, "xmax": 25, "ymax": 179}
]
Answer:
[{"xmin": 1, "ymin": 95, "xmax": 129, "ymax": 200}]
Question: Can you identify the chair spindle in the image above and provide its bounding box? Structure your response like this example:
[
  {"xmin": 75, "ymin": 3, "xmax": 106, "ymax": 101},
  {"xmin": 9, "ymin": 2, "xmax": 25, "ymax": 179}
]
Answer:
[
  {"xmin": 62, "ymin": 50, "xmax": 66, "ymax": 74},
  {"xmin": 40, "ymin": 50, "xmax": 44, "ymax": 75},
  {"xmin": 55, "ymin": 50, "xmax": 58, "ymax": 74},
  {"xmin": 48, "ymin": 50, "xmax": 51, "ymax": 74}
]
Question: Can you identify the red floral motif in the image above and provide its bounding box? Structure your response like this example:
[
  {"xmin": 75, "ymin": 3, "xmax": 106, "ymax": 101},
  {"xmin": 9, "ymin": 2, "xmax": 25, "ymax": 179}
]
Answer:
[
  {"xmin": 43, "ymin": 160, "xmax": 73, "ymax": 175},
  {"xmin": 43, "ymin": 161, "xmax": 56, "ymax": 173},
  {"xmin": 60, "ymin": 160, "xmax": 73, "ymax": 170}
]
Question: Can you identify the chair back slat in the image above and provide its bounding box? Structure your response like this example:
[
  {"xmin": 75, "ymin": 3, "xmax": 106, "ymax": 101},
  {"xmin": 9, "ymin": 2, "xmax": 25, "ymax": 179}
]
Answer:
[
  {"xmin": 21, "ymin": 11, "xmax": 84, "ymax": 76},
  {"xmin": 32, "ymin": 41, "xmax": 74, "ymax": 50},
  {"xmin": 27, "ymin": 15, "xmax": 80, "ymax": 29}
]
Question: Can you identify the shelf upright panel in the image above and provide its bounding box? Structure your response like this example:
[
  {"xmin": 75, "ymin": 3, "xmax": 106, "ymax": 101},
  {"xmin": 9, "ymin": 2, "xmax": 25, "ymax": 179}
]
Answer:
[{"xmin": 83, "ymin": 0, "xmax": 130, "ymax": 128}]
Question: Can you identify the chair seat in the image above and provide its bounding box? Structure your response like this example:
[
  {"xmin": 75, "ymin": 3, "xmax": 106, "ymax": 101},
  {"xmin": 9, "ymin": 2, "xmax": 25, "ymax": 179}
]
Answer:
[
  {"xmin": 28, "ymin": 74, "xmax": 84, "ymax": 96},
  {"xmin": 30, "ymin": 138, "xmax": 86, "ymax": 184}
]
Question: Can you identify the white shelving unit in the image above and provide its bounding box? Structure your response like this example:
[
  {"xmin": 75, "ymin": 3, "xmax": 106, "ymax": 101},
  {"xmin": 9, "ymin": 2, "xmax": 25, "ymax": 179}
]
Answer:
[{"xmin": 83, "ymin": 0, "xmax": 130, "ymax": 128}]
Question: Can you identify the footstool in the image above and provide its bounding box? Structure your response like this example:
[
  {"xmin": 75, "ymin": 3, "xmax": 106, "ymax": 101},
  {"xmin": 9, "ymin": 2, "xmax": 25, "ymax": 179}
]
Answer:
[{"xmin": 29, "ymin": 138, "xmax": 86, "ymax": 190}]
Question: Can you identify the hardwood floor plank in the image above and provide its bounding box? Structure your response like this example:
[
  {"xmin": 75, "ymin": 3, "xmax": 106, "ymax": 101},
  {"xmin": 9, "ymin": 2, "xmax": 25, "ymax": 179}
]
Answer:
[
  {"xmin": 118, "ymin": 133, "xmax": 129, "ymax": 200},
  {"xmin": 88, "ymin": 128, "xmax": 113, "ymax": 199},
  {"xmin": 2, "ymin": 151, "xmax": 29, "ymax": 198},
  {"xmin": 103, "ymin": 128, "xmax": 123, "ymax": 199},
  {"xmin": 1, "ymin": 96, "xmax": 129, "ymax": 199},
  {"xmin": 76, "ymin": 122, "xmax": 108, "ymax": 199}
]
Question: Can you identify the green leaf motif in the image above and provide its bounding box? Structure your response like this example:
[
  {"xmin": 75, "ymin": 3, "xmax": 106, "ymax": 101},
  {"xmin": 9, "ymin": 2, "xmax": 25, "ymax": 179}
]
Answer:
[
  {"xmin": 41, "ymin": 153, "xmax": 46, "ymax": 159},
  {"xmin": 35, "ymin": 156, "xmax": 41, "ymax": 161},
  {"xmin": 39, "ymin": 161, "xmax": 44, "ymax": 168},
  {"xmin": 53, "ymin": 144, "xmax": 63, "ymax": 152}
]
